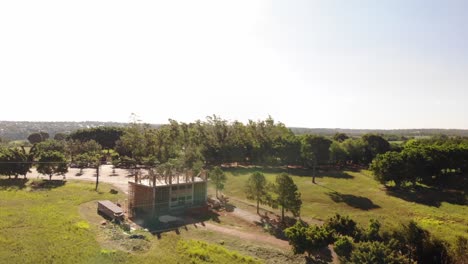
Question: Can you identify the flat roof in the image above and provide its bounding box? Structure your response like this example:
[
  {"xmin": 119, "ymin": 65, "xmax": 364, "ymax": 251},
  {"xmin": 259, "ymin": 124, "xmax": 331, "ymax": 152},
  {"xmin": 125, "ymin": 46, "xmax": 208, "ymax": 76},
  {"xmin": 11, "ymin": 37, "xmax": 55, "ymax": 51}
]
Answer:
[
  {"xmin": 98, "ymin": 200, "xmax": 123, "ymax": 213},
  {"xmin": 129, "ymin": 176, "xmax": 206, "ymax": 187}
]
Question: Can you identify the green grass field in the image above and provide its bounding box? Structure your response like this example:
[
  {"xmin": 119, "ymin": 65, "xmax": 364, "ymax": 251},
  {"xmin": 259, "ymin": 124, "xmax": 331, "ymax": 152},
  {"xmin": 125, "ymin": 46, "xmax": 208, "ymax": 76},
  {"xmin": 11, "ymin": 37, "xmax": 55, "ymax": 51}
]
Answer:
[
  {"xmin": 220, "ymin": 167, "xmax": 467, "ymax": 245},
  {"xmin": 0, "ymin": 179, "xmax": 261, "ymax": 264}
]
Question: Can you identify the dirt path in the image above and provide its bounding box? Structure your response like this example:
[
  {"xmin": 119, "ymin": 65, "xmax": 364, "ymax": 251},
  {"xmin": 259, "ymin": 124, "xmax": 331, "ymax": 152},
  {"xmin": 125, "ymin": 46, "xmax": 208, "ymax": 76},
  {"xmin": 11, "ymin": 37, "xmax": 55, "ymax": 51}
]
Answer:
[{"xmin": 202, "ymin": 222, "xmax": 290, "ymax": 249}]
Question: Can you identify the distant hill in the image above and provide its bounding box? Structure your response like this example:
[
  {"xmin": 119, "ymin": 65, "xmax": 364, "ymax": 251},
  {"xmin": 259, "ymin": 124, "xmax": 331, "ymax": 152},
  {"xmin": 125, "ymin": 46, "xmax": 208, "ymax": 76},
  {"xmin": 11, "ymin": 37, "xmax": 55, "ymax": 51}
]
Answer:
[{"xmin": 1, "ymin": 121, "xmax": 468, "ymax": 141}]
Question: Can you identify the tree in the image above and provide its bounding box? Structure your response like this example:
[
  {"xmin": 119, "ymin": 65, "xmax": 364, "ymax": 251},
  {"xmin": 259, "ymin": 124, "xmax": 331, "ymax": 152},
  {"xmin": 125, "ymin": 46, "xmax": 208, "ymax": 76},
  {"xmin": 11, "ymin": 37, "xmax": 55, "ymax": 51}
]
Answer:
[
  {"xmin": 301, "ymin": 135, "xmax": 332, "ymax": 183},
  {"xmin": 324, "ymin": 214, "xmax": 360, "ymax": 237},
  {"xmin": 53, "ymin": 133, "xmax": 67, "ymax": 141},
  {"xmin": 285, "ymin": 221, "xmax": 334, "ymax": 259},
  {"xmin": 273, "ymin": 173, "xmax": 302, "ymax": 221},
  {"xmin": 284, "ymin": 221, "xmax": 313, "ymax": 256},
  {"xmin": 209, "ymin": 166, "xmax": 226, "ymax": 198},
  {"xmin": 333, "ymin": 133, "xmax": 349, "ymax": 142},
  {"xmin": 329, "ymin": 141, "xmax": 348, "ymax": 166},
  {"xmin": 0, "ymin": 147, "xmax": 31, "ymax": 179},
  {"xmin": 68, "ymin": 127, "xmax": 123, "ymax": 150},
  {"xmin": 35, "ymin": 140, "xmax": 66, "ymax": 158},
  {"xmin": 370, "ymin": 152, "xmax": 406, "ymax": 187},
  {"xmin": 362, "ymin": 134, "xmax": 390, "ymax": 164},
  {"xmin": 36, "ymin": 151, "xmax": 68, "ymax": 180},
  {"xmin": 27, "ymin": 132, "xmax": 44, "ymax": 144},
  {"xmin": 245, "ymin": 171, "xmax": 268, "ymax": 214}
]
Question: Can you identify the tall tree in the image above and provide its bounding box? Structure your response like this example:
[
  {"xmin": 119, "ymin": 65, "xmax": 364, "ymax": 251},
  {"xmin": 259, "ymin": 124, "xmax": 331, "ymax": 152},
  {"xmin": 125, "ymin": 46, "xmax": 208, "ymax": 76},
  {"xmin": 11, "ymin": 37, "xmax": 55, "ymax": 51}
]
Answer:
[
  {"xmin": 273, "ymin": 173, "xmax": 302, "ymax": 221},
  {"xmin": 209, "ymin": 166, "xmax": 226, "ymax": 198},
  {"xmin": 301, "ymin": 135, "xmax": 332, "ymax": 183},
  {"xmin": 245, "ymin": 171, "xmax": 268, "ymax": 214},
  {"xmin": 370, "ymin": 151, "xmax": 406, "ymax": 187},
  {"xmin": 362, "ymin": 134, "xmax": 390, "ymax": 164}
]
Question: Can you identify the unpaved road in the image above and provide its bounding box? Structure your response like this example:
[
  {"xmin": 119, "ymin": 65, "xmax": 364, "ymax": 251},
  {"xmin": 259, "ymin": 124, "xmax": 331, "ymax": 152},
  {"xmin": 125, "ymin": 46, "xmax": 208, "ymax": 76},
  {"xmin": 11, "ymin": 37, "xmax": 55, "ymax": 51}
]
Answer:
[{"xmin": 202, "ymin": 222, "xmax": 290, "ymax": 249}]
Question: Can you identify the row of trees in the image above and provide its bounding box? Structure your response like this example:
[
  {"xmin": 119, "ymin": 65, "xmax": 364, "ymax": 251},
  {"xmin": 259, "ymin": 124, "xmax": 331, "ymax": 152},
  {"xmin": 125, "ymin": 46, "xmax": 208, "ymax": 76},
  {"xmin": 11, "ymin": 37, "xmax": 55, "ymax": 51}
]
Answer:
[
  {"xmin": 244, "ymin": 172, "xmax": 302, "ymax": 220},
  {"xmin": 18, "ymin": 117, "xmax": 394, "ymax": 179},
  {"xmin": 105, "ymin": 117, "xmax": 392, "ymax": 176},
  {"xmin": 370, "ymin": 138, "xmax": 468, "ymax": 188},
  {"xmin": 209, "ymin": 169, "xmax": 302, "ymax": 222}
]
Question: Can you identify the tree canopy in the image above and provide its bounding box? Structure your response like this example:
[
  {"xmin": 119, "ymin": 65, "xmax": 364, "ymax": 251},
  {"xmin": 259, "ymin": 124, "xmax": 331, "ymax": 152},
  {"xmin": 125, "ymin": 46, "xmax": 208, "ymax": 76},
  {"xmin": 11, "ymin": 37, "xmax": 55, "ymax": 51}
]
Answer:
[
  {"xmin": 272, "ymin": 173, "xmax": 302, "ymax": 221},
  {"xmin": 245, "ymin": 171, "xmax": 269, "ymax": 214}
]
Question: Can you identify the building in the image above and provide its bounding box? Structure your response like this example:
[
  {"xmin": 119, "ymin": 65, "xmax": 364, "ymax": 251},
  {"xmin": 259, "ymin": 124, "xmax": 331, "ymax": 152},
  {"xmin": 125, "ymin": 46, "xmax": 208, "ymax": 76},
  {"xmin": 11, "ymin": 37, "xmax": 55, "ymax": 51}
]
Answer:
[{"xmin": 128, "ymin": 169, "xmax": 208, "ymax": 220}]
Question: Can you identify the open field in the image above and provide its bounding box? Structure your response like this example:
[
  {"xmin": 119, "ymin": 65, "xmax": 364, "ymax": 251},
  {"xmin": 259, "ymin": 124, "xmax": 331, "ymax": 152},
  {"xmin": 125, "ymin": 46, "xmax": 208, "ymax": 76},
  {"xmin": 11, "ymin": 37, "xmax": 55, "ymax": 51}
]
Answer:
[
  {"xmin": 218, "ymin": 167, "xmax": 468, "ymax": 245},
  {"xmin": 0, "ymin": 179, "xmax": 269, "ymax": 264}
]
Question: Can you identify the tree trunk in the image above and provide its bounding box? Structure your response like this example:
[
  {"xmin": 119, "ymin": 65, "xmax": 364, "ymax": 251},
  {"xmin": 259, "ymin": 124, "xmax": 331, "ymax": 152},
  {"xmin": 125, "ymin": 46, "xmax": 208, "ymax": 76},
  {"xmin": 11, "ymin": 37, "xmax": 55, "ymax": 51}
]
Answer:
[
  {"xmin": 95, "ymin": 165, "xmax": 99, "ymax": 191},
  {"xmin": 257, "ymin": 199, "xmax": 259, "ymax": 214},
  {"xmin": 281, "ymin": 206, "xmax": 285, "ymax": 222},
  {"xmin": 216, "ymin": 188, "xmax": 218, "ymax": 198},
  {"xmin": 49, "ymin": 175, "xmax": 52, "ymax": 181},
  {"xmin": 312, "ymin": 159, "xmax": 317, "ymax": 184}
]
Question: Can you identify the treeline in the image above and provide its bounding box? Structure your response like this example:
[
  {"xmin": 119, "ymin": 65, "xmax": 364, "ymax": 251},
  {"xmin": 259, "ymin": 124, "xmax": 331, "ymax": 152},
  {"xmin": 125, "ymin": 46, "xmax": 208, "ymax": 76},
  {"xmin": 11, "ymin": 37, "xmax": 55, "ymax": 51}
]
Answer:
[
  {"xmin": 106, "ymin": 116, "xmax": 393, "ymax": 171},
  {"xmin": 290, "ymin": 127, "xmax": 468, "ymax": 137},
  {"xmin": 2, "ymin": 116, "xmax": 468, "ymax": 190},
  {"xmin": 371, "ymin": 137, "xmax": 468, "ymax": 189},
  {"xmin": 0, "ymin": 121, "xmax": 132, "ymax": 141}
]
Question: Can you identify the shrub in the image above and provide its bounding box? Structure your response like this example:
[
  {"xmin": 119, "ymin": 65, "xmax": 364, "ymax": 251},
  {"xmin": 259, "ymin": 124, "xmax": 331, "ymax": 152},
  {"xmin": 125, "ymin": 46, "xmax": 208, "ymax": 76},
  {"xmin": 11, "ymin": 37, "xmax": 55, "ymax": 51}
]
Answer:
[
  {"xmin": 324, "ymin": 214, "xmax": 360, "ymax": 238},
  {"xmin": 350, "ymin": 241, "xmax": 407, "ymax": 264},
  {"xmin": 334, "ymin": 236, "xmax": 353, "ymax": 259}
]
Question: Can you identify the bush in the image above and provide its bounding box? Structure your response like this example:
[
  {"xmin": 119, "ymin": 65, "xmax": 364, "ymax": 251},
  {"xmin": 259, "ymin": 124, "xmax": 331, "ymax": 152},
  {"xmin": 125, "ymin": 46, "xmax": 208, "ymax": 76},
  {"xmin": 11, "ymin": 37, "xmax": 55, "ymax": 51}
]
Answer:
[
  {"xmin": 334, "ymin": 236, "xmax": 353, "ymax": 259},
  {"xmin": 361, "ymin": 219, "xmax": 381, "ymax": 241},
  {"xmin": 324, "ymin": 214, "xmax": 360, "ymax": 238},
  {"xmin": 350, "ymin": 241, "xmax": 407, "ymax": 264}
]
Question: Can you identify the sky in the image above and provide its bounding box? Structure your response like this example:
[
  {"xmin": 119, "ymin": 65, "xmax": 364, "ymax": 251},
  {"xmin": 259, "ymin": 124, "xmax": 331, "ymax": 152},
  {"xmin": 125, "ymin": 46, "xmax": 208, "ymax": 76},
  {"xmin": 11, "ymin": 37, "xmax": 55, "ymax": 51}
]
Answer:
[{"xmin": 1, "ymin": 0, "xmax": 467, "ymax": 129}]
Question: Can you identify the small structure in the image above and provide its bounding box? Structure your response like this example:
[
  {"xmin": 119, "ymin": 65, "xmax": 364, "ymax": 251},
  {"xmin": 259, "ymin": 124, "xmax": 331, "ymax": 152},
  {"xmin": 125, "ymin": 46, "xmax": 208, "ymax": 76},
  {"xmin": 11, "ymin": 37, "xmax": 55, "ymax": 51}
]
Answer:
[
  {"xmin": 97, "ymin": 200, "xmax": 124, "ymax": 221},
  {"xmin": 128, "ymin": 169, "xmax": 208, "ymax": 221}
]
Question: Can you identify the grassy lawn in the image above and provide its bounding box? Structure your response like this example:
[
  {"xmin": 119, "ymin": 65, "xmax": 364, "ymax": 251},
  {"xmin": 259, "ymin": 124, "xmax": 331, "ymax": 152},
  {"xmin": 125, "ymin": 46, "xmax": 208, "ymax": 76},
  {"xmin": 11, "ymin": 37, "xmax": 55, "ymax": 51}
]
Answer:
[
  {"xmin": 219, "ymin": 167, "xmax": 468, "ymax": 245},
  {"xmin": 0, "ymin": 178, "xmax": 261, "ymax": 264}
]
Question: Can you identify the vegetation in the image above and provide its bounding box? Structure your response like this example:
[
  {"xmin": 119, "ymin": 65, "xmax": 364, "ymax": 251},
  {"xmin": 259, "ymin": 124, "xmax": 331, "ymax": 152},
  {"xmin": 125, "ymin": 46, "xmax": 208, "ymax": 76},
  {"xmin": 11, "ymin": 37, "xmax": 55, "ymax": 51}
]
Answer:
[
  {"xmin": 0, "ymin": 147, "xmax": 32, "ymax": 179},
  {"xmin": 27, "ymin": 131, "xmax": 49, "ymax": 144},
  {"xmin": 36, "ymin": 151, "xmax": 68, "ymax": 180},
  {"xmin": 209, "ymin": 166, "xmax": 226, "ymax": 198},
  {"xmin": 371, "ymin": 138, "xmax": 468, "ymax": 189},
  {"xmin": 272, "ymin": 173, "xmax": 302, "ymax": 221},
  {"xmin": 1, "ymin": 117, "xmax": 467, "ymax": 262},
  {"xmin": 221, "ymin": 168, "xmax": 467, "ymax": 247},
  {"xmin": 244, "ymin": 171, "xmax": 269, "ymax": 214}
]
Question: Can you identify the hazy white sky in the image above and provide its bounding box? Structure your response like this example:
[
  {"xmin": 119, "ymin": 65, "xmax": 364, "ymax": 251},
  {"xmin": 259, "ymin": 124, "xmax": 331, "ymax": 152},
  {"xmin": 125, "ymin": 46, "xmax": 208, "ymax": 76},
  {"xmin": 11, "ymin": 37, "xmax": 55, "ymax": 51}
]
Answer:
[{"xmin": 1, "ymin": 0, "xmax": 467, "ymax": 129}]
